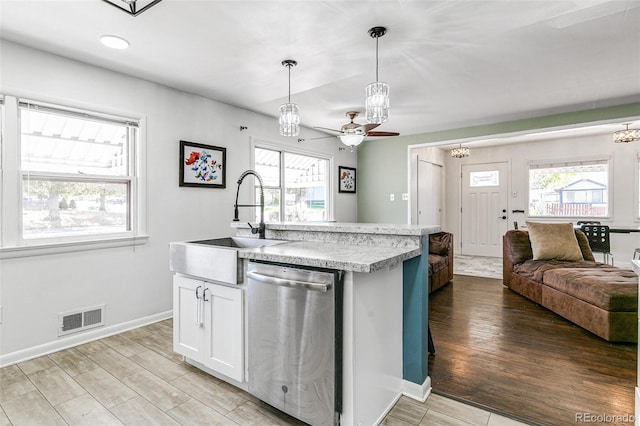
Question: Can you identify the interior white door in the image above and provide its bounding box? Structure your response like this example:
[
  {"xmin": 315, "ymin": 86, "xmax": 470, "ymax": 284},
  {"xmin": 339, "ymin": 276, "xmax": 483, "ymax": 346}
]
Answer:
[
  {"xmin": 461, "ymin": 162, "xmax": 509, "ymax": 257},
  {"xmin": 417, "ymin": 159, "xmax": 443, "ymax": 226}
]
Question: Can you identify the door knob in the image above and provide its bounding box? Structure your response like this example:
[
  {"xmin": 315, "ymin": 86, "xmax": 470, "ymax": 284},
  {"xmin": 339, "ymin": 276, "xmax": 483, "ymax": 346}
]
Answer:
[
  {"xmin": 499, "ymin": 216, "xmax": 507, "ymax": 219},
  {"xmin": 502, "ymin": 209, "xmax": 507, "ymax": 213}
]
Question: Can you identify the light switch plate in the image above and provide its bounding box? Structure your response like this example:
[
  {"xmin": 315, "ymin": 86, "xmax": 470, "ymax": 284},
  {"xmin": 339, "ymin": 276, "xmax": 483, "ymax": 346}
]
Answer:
[{"xmin": 389, "ymin": 193, "xmax": 395, "ymax": 201}]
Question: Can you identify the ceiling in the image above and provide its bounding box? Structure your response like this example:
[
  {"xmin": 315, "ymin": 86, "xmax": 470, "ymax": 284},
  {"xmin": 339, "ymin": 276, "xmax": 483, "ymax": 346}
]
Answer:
[{"xmin": 1, "ymin": 0, "xmax": 639, "ymax": 142}]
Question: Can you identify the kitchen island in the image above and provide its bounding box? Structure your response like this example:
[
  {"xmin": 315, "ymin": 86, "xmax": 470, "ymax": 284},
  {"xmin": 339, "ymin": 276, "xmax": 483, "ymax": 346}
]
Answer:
[
  {"xmin": 171, "ymin": 222, "xmax": 439, "ymax": 425},
  {"xmin": 234, "ymin": 222, "xmax": 439, "ymax": 425}
]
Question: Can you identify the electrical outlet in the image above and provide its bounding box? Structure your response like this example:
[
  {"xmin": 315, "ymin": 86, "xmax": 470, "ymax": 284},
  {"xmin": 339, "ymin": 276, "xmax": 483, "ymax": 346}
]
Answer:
[
  {"xmin": 389, "ymin": 193, "xmax": 395, "ymax": 201},
  {"xmin": 402, "ymin": 193, "xmax": 409, "ymax": 201}
]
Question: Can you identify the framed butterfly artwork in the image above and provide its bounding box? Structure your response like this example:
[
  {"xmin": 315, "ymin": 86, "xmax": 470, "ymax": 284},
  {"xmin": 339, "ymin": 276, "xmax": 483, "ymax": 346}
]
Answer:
[{"xmin": 179, "ymin": 140, "xmax": 226, "ymax": 188}]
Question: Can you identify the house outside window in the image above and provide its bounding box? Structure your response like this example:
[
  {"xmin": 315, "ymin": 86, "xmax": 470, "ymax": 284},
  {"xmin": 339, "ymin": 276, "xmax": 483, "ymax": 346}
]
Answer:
[
  {"xmin": 528, "ymin": 158, "xmax": 609, "ymax": 218},
  {"xmin": 0, "ymin": 96, "xmax": 144, "ymax": 252},
  {"xmin": 254, "ymin": 146, "xmax": 329, "ymax": 222}
]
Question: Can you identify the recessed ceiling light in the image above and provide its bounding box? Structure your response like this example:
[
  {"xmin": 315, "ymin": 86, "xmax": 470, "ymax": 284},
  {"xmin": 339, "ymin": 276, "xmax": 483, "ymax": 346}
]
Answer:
[{"xmin": 100, "ymin": 35, "xmax": 130, "ymax": 50}]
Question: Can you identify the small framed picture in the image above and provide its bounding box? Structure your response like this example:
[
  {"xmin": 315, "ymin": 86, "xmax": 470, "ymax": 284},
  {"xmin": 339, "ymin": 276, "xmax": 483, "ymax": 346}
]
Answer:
[
  {"xmin": 338, "ymin": 166, "xmax": 356, "ymax": 193},
  {"xmin": 179, "ymin": 140, "xmax": 226, "ymax": 188}
]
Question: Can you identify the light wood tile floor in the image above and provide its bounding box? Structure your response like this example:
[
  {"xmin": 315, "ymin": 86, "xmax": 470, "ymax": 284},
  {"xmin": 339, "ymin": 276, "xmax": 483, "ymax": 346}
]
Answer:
[{"xmin": 0, "ymin": 319, "xmax": 529, "ymax": 425}]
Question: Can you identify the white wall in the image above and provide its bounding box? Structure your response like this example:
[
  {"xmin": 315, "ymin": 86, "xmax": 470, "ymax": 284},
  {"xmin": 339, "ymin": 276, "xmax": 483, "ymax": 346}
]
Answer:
[
  {"xmin": 443, "ymin": 132, "xmax": 640, "ymax": 268},
  {"xmin": 0, "ymin": 41, "xmax": 357, "ymax": 363}
]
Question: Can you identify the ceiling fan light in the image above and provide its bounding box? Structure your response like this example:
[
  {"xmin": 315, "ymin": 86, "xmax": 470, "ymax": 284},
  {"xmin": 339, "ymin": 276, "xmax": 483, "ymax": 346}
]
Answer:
[
  {"xmin": 339, "ymin": 134, "xmax": 365, "ymax": 147},
  {"xmin": 279, "ymin": 102, "xmax": 300, "ymax": 137},
  {"xmin": 613, "ymin": 124, "xmax": 640, "ymax": 143},
  {"xmin": 365, "ymin": 81, "xmax": 389, "ymax": 124}
]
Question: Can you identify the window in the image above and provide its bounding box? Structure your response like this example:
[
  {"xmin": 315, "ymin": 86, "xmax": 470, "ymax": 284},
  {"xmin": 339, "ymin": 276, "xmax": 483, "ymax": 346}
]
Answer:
[
  {"xmin": 528, "ymin": 158, "xmax": 609, "ymax": 218},
  {"xmin": 254, "ymin": 146, "xmax": 329, "ymax": 222},
  {"xmin": 0, "ymin": 96, "xmax": 144, "ymax": 254},
  {"xmin": 20, "ymin": 102, "xmax": 137, "ymax": 240},
  {"xmin": 638, "ymin": 154, "xmax": 640, "ymax": 218},
  {"xmin": 469, "ymin": 170, "xmax": 499, "ymax": 187}
]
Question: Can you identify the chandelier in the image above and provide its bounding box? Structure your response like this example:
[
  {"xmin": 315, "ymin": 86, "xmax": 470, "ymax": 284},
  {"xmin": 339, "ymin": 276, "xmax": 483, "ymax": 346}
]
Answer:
[
  {"xmin": 365, "ymin": 27, "xmax": 389, "ymax": 125},
  {"xmin": 613, "ymin": 123, "xmax": 640, "ymax": 143},
  {"xmin": 101, "ymin": 0, "xmax": 163, "ymax": 17},
  {"xmin": 451, "ymin": 145, "xmax": 470, "ymax": 158},
  {"xmin": 279, "ymin": 60, "xmax": 300, "ymax": 137}
]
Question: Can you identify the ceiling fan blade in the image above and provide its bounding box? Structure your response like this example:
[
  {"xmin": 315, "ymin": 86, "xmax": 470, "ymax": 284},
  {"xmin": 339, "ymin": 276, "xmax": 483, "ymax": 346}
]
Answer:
[
  {"xmin": 313, "ymin": 127, "xmax": 342, "ymax": 135},
  {"xmin": 307, "ymin": 135, "xmax": 337, "ymax": 141},
  {"xmin": 360, "ymin": 123, "xmax": 381, "ymax": 132},
  {"xmin": 366, "ymin": 131, "xmax": 400, "ymax": 137}
]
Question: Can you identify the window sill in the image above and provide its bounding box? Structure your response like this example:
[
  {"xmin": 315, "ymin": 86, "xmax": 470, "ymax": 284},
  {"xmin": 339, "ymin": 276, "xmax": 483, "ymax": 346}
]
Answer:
[{"xmin": 0, "ymin": 235, "xmax": 149, "ymax": 259}]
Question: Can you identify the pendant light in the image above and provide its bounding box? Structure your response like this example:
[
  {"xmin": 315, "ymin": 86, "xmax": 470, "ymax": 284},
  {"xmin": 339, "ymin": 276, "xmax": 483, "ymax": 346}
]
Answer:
[
  {"xmin": 365, "ymin": 26, "xmax": 389, "ymax": 124},
  {"xmin": 279, "ymin": 59, "xmax": 300, "ymax": 137},
  {"xmin": 101, "ymin": 0, "xmax": 163, "ymax": 17},
  {"xmin": 451, "ymin": 144, "xmax": 470, "ymax": 158},
  {"xmin": 613, "ymin": 123, "xmax": 640, "ymax": 143}
]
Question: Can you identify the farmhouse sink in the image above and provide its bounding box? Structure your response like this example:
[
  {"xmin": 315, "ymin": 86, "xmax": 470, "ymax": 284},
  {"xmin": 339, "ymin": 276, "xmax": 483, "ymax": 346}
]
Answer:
[
  {"xmin": 188, "ymin": 236, "xmax": 286, "ymax": 248},
  {"xmin": 169, "ymin": 236, "xmax": 288, "ymax": 285}
]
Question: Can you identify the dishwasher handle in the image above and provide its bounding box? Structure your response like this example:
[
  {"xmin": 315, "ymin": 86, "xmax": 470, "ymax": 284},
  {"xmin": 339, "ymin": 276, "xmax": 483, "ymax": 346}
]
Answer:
[{"xmin": 247, "ymin": 271, "xmax": 331, "ymax": 293}]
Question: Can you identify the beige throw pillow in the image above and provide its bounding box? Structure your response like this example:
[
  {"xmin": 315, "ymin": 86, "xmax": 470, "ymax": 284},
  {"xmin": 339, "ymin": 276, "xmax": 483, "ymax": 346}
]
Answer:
[{"xmin": 525, "ymin": 222, "xmax": 583, "ymax": 261}]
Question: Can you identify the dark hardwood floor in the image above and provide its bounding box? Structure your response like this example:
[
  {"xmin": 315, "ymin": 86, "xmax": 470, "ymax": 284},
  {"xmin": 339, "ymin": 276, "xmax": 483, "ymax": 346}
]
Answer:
[{"xmin": 428, "ymin": 274, "xmax": 637, "ymax": 426}]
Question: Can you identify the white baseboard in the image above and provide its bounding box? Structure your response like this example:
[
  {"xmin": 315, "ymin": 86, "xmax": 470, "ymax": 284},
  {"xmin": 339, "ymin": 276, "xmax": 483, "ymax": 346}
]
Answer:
[
  {"xmin": 402, "ymin": 376, "xmax": 432, "ymax": 402},
  {"xmin": 0, "ymin": 310, "xmax": 173, "ymax": 367}
]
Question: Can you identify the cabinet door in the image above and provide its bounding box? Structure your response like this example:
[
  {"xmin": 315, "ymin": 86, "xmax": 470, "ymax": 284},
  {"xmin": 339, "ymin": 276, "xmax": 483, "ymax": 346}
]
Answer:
[
  {"xmin": 173, "ymin": 275, "xmax": 204, "ymax": 360},
  {"xmin": 202, "ymin": 283, "xmax": 244, "ymax": 382}
]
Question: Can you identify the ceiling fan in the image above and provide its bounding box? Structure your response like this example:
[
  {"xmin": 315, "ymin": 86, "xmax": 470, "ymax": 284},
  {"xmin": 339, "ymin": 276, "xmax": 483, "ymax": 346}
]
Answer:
[{"xmin": 311, "ymin": 111, "xmax": 400, "ymax": 147}]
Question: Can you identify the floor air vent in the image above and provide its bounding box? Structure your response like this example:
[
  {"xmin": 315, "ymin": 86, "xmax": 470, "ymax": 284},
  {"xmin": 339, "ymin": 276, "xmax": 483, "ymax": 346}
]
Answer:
[{"xmin": 59, "ymin": 305, "xmax": 105, "ymax": 336}]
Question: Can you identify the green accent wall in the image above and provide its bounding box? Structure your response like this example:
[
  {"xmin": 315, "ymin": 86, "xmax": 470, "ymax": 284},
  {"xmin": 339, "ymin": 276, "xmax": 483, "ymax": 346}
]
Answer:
[{"xmin": 357, "ymin": 103, "xmax": 640, "ymax": 224}]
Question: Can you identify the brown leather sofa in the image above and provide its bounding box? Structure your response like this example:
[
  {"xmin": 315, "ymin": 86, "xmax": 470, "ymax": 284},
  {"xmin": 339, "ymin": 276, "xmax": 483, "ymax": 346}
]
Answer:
[
  {"xmin": 503, "ymin": 229, "xmax": 638, "ymax": 342},
  {"xmin": 429, "ymin": 232, "xmax": 453, "ymax": 293}
]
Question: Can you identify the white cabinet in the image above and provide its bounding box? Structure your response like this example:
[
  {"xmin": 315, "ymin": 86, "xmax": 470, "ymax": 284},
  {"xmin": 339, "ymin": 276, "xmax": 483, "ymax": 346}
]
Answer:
[{"xmin": 173, "ymin": 275, "xmax": 244, "ymax": 382}]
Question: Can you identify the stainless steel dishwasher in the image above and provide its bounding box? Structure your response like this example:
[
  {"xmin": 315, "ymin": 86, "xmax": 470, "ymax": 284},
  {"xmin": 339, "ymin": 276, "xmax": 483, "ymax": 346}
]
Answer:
[{"xmin": 247, "ymin": 260, "xmax": 343, "ymax": 425}]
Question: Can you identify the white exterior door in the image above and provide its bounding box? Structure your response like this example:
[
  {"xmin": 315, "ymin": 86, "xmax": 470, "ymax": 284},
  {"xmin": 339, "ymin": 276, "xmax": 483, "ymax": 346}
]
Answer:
[
  {"xmin": 417, "ymin": 159, "xmax": 443, "ymax": 226},
  {"xmin": 461, "ymin": 162, "xmax": 509, "ymax": 257}
]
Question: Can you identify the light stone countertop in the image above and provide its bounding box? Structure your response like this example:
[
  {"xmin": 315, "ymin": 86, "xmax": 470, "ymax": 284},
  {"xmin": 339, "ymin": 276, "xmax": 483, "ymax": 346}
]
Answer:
[
  {"xmin": 231, "ymin": 221, "xmax": 440, "ymax": 236},
  {"xmin": 238, "ymin": 240, "xmax": 421, "ymax": 273}
]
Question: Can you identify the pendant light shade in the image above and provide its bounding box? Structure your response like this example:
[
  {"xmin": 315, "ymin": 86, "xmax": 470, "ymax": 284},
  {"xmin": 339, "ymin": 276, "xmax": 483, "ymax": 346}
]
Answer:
[
  {"xmin": 366, "ymin": 81, "xmax": 389, "ymax": 124},
  {"xmin": 279, "ymin": 59, "xmax": 300, "ymax": 137},
  {"xmin": 366, "ymin": 27, "xmax": 389, "ymax": 124},
  {"xmin": 451, "ymin": 145, "xmax": 470, "ymax": 158},
  {"xmin": 279, "ymin": 103, "xmax": 300, "ymax": 137},
  {"xmin": 613, "ymin": 123, "xmax": 640, "ymax": 143}
]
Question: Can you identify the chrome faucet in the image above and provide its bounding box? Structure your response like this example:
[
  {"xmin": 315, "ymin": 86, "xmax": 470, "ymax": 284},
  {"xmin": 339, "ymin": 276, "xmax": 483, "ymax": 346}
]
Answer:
[{"xmin": 233, "ymin": 170, "xmax": 265, "ymax": 239}]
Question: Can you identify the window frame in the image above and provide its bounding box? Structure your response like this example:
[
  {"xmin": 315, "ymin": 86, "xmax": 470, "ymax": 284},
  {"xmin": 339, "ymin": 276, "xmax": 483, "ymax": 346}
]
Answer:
[
  {"xmin": 526, "ymin": 155, "xmax": 612, "ymax": 220},
  {"xmin": 252, "ymin": 139, "xmax": 334, "ymax": 223},
  {"xmin": 636, "ymin": 152, "xmax": 640, "ymax": 220},
  {"xmin": 0, "ymin": 95, "xmax": 148, "ymax": 258}
]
